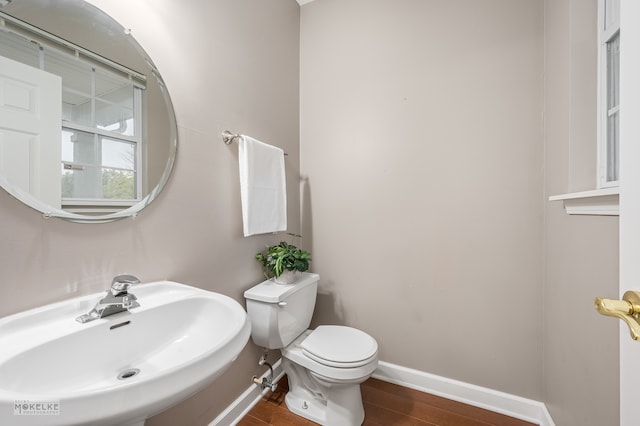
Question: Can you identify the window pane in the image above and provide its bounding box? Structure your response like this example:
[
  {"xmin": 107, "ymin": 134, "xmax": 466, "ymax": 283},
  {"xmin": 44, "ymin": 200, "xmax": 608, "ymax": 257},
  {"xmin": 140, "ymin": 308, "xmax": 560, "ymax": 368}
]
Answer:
[
  {"xmin": 604, "ymin": 0, "xmax": 620, "ymax": 32},
  {"xmin": 606, "ymin": 32, "xmax": 620, "ymax": 182},
  {"xmin": 61, "ymin": 129, "xmax": 100, "ymax": 198},
  {"xmin": 95, "ymin": 75, "xmax": 135, "ymax": 136},
  {"xmin": 607, "ymin": 112, "xmax": 619, "ymax": 182},
  {"xmin": 101, "ymin": 137, "xmax": 135, "ymax": 170},
  {"xmin": 48, "ymin": 52, "xmax": 93, "ymax": 125},
  {"xmin": 102, "ymin": 168, "xmax": 135, "ymax": 199},
  {"xmin": 61, "ymin": 129, "xmax": 97, "ymax": 165},
  {"xmin": 607, "ymin": 33, "xmax": 620, "ymax": 110},
  {"xmin": 61, "ymin": 164, "xmax": 101, "ymax": 199}
]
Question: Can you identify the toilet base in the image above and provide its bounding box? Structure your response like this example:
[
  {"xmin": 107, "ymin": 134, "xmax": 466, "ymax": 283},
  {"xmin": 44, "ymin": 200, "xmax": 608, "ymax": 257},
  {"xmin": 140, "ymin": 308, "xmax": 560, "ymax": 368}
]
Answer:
[
  {"xmin": 283, "ymin": 358, "xmax": 366, "ymax": 426},
  {"xmin": 285, "ymin": 389, "xmax": 327, "ymax": 425}
]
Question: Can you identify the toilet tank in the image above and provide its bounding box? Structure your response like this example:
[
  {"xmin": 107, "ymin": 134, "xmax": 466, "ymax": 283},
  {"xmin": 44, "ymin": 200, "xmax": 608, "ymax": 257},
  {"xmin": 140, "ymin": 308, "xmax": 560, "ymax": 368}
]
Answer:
[{"xmin": 244, "ymin": 273, "xmax": 319, "ymax": 349}]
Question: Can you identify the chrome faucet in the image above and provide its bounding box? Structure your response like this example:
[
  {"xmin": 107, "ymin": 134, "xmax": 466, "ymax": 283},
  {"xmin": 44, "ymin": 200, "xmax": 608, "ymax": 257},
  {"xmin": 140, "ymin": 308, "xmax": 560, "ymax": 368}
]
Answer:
[{"xmin": 76, "ymin": 275, "xmax": 141, "ymax": 323}]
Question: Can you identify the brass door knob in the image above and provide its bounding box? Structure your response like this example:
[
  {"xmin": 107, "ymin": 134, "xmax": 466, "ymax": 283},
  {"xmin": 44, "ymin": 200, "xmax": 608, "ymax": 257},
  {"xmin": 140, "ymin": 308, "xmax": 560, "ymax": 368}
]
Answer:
[{"xmin": 595, "ymin": 291, "xmax": 640, "ymax": 340}]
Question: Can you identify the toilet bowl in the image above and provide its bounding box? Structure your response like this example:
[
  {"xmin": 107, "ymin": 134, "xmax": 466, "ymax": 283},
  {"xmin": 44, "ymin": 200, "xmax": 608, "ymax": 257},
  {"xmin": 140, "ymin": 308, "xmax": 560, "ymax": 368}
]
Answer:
[
  {"xmin": 244, "ymin": 273, "xmax": 379, "ymax": 426},
  {"xmin": 281, "ymin": 327, "xmax": 378, "ymax": 425}
]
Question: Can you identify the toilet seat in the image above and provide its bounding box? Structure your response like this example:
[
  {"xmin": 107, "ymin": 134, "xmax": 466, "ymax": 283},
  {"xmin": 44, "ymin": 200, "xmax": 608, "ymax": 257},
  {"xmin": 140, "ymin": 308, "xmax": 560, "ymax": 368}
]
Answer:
[
  {"xmin": 301, "ymin": 325, "xmax": 378, "ymax": 368},
  {"xmin": 282, "ymin": 329, "xmax": 379, "ymax": 382}
]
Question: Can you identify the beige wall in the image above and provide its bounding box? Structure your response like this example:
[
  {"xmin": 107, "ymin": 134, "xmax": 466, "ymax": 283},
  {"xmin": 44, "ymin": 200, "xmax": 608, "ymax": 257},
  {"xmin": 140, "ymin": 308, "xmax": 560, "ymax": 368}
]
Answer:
[
  {"xmin": 301, "ymin": 1, "xmax": 620, "ymax": 422},
  {"xmin": 300, "ymin": 0, "xmax": 544, "ymax": 400},
  {"xmin": 0, "ymin": 0, "xmax": 300, "ymax": 425},
  {"xmin": 543, "ymin": 0, "xmax": 620, "ymax": 425}
]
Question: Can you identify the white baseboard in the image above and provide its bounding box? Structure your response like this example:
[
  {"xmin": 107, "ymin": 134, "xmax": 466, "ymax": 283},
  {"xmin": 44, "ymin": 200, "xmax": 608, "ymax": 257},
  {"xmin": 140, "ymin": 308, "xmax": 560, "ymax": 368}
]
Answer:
[
  {"xmin": 210, "ymin": 359, "xmax": 555, "ymax": 426},
  {"xmin": 373, "ymin": 361, "xmax": 555, "ymax": 426},
  {"xmin": 210, "ymin": 358, "xmax": 285, "ymax": 426}
]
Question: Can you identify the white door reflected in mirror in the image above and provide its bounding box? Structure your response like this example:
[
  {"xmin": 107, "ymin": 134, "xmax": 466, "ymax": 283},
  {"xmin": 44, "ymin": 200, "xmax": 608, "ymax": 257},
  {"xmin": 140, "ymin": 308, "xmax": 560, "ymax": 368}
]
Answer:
[{"xmin": 0, "ymin": 55, "xmax": 61, "ymax": 208}]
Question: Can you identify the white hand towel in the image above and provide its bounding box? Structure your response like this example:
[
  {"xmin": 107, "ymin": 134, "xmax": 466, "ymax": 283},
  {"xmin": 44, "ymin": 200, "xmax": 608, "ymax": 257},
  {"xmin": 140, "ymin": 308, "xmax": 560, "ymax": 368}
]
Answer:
[{"xmin": 238, "ymin": 135, "xmax": 287, "ymax": 237}]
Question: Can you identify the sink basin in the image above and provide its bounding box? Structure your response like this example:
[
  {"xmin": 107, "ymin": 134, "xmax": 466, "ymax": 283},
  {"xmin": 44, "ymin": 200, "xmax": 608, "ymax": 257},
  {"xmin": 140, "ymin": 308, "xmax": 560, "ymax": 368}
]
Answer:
[{"xmin": 0, "ymin": 281, "xmax": 251, "ymax": 426}]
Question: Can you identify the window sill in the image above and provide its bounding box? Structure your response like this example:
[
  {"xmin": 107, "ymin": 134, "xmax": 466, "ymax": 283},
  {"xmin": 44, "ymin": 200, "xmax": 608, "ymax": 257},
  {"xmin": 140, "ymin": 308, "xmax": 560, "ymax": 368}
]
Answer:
[
  {"xmin": 62, "ymin": 199, "xmax": 138, "ymax": 215},
  {"xmin": 549, "ymin": 187, "xmax": 619, "ymax": 216}
]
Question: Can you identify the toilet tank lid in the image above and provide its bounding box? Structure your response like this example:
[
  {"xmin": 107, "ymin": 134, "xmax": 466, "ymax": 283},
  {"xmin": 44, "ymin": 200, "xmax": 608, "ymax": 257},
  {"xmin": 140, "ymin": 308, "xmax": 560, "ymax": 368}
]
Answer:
[{"xmin": 244, "ymin": 272, "xmax": 319, "ymax": 303}]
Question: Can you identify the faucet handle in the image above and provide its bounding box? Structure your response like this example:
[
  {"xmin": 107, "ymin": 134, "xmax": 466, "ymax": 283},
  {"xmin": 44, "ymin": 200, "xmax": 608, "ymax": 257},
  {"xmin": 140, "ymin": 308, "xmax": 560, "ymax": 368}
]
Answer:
[
  {"xmin": 121, "ymin": 293, "xmax": 139, "ymax": 309},
  {"xmin": 110, "ymin": 274, "xmax": 140, "ymax": 295}
]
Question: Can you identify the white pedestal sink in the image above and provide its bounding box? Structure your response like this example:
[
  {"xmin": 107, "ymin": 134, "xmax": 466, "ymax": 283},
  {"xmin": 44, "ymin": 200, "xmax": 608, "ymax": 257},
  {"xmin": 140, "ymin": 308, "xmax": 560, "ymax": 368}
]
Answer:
[{"xmin": 0, "ymin": 281, "xmax": 251, "ymax": 426}]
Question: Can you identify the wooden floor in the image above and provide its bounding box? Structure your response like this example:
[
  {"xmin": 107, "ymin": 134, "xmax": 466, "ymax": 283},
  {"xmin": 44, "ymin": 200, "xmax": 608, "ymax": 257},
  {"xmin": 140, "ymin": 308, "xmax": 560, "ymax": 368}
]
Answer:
[{"xmin": 238, "ymin": 376, "xmax": 535, "ymax": 426}]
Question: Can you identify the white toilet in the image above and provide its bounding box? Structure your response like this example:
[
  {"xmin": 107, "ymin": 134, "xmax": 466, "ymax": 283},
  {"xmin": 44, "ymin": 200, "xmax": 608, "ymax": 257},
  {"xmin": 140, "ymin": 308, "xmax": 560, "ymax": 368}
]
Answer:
[{"xmin": 244, "ymin": 272, "xmax": 378, "ymax": 426}]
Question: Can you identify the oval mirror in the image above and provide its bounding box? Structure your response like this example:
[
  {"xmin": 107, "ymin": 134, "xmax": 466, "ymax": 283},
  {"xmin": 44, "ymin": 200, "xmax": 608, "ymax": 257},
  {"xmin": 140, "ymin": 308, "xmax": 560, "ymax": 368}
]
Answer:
[{"xmin": 0, "ymin": 0, "xmax": 177, "ymax": 223}]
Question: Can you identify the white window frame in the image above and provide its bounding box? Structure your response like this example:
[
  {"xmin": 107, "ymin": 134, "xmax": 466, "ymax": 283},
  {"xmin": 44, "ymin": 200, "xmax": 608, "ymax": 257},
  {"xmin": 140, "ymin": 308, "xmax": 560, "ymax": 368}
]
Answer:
[
  {"xmin": 60, "ymin": 67, "xmax": 143, "ymax": 207},
  {"xmin": 598, "ymin": 0, "xmax": 621, "ymax": 188}
]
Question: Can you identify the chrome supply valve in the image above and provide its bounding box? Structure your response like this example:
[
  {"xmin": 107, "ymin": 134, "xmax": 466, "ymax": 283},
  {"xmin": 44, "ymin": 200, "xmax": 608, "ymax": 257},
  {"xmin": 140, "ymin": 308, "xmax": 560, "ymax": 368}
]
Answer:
[
  {"xmin": 76, "ymin": 275, "xmax": 141, "ymax": 323},
  {"xmin": 252, "ymin": 350, "xmax": 277, "ymax": 392},
  {"xmin": 252, "ymin": 375, "xmax": 278, "ymax": 392}
]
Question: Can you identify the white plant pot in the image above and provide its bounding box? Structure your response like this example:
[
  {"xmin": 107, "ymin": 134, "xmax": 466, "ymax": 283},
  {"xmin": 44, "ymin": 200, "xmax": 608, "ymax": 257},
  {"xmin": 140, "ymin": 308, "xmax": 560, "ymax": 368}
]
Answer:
[{"xmin": 274, "ymin": 270, "xmax": 299, "ymax": 284}]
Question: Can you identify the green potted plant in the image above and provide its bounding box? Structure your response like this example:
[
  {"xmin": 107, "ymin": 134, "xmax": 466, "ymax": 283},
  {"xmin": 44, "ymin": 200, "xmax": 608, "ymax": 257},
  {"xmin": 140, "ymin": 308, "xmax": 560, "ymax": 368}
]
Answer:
[{"xmin": 255, "ymin": 234, "xmax": 311, "ymax": 284}]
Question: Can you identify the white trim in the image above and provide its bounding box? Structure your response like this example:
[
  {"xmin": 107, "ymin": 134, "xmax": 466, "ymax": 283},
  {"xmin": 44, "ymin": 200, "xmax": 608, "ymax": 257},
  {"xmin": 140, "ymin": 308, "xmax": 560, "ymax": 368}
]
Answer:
[
  {"xmin": 211, "ymin": 359, "xmax": 555, "ymax": 426},
  {"xmin": 549, "ymin": 187, "xmax": 619, "ymax": 215},
  {"xmin": 372, "ymin": 361, "xmax": 555, "ymax": 426},
  {"xmin": 209, "ymin": 359, "xmax": 285, "ymax": 426},
  {"xmin": 618, "ymin": 2, "xmax": 640, "ymax": 423},
  {"xmin": 297, "ymin": 0, "xmax": 316, "ymax": 4}
]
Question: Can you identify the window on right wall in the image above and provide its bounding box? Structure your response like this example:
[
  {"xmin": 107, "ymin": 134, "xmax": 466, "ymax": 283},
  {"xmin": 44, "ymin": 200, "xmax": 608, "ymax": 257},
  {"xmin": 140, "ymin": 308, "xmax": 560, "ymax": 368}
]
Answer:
[{"xmin": 598, "ymin": 0, "xmax": 620, "ymax": 188}]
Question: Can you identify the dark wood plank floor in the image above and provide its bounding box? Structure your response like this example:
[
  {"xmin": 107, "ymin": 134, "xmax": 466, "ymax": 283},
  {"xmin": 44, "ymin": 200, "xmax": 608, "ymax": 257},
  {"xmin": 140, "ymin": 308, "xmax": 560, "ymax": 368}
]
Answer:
[{"xmin": 238, "ymin": 376, "xmax": 536, "ymax": 426}]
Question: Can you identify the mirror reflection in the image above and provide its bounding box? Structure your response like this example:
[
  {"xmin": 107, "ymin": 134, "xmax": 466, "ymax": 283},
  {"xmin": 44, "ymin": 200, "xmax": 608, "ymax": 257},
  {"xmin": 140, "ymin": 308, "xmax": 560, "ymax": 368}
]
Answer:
[{"xmin": 0, "ymin": 0, "xmax": 177, "ymax": 222}]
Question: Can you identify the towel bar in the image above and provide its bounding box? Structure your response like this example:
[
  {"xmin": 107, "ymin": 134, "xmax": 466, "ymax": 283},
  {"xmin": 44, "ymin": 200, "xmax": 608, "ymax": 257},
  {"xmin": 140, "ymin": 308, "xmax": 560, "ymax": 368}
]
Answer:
[
  {"xmin": 221, "ymin": 130, "xmax": 288, "ymax": 155},
  {"xmin": 222, "ymin": 130, "xmax": 241, "ymax": 145}
]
